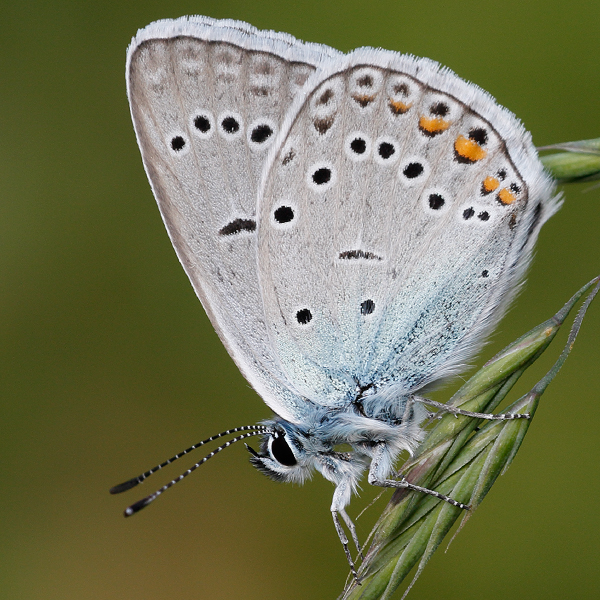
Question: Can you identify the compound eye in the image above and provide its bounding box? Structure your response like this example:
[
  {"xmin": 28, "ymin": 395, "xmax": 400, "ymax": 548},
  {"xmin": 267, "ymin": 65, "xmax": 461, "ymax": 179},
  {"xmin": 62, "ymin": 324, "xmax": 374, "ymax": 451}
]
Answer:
[{"xmin": 270, "ymin": 433, "xmax": 297, "ymax": 467}]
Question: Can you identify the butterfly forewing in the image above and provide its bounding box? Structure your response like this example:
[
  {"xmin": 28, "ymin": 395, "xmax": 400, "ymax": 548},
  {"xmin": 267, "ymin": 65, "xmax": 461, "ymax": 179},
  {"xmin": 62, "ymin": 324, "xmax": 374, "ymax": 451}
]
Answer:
[
  {"xmin": 257, "ymin": 51, "xmax": 559, "ymax": 407},
  {"xmin": 126, "ymin": 18, "xmax": 339, "ymax": 421}
]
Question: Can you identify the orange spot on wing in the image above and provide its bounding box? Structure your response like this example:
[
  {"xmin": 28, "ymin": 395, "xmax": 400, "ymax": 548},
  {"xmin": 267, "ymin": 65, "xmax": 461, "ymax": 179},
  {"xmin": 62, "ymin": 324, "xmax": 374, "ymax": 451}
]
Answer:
[
  {"xmin": 483, "ymin": 176, "xmax": 500, "ymax": 193},
  {"xmin": 497, "ymin": 188, "xmax": 517, "ymax": 205},
  {"xmin": 389, "ymin": 98, "xmax": 411, "ymax": 114},
  {"xmin": 419, "ymin": 115, "xmax": 451, "ymax": 134},
  {"xmin": 454, "ymin": 135, "xmax": 487, "ymax": 163}
]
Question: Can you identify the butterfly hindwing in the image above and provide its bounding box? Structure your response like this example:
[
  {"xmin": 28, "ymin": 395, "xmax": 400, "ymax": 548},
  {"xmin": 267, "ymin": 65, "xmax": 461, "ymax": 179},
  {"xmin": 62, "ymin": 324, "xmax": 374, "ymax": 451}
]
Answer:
[{"xmin": 257, "ymin": 50, "xmax": 559, "ymax": 406}]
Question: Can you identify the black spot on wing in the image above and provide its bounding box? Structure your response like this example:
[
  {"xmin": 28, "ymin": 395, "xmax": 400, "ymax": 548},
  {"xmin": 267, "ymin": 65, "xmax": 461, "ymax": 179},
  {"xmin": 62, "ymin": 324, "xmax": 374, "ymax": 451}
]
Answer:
[
  {"xmin": 219, "ymin": 218, "xmax": 257, "ymax": 236},
  {"xmin": 361, "ymin": 299, "xmax": 375, "ymax": 315},
  {"xmin": 296, "ymin": 309, "xmax": 312, "ymax": 325},
  {"xmin": 339, "ymin": 249, "xmax": 383, "ymax": 261}
]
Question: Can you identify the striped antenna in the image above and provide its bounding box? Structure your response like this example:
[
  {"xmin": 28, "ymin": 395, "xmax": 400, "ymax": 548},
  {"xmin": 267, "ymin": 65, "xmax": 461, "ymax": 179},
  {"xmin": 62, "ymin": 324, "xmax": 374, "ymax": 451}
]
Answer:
[{"xmin": 110, "ymin": 426, "xmax": 269, "ymax": 514}]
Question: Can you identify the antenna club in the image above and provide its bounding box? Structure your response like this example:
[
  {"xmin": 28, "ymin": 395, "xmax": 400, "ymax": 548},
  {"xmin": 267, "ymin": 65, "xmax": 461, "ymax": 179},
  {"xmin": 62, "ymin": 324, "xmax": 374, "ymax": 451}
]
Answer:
[
  {"xmin": 124, "ymin": 496, "xmax": 154, "ymax": 517},
  {"xmin": 110, "ymin": 478, "xmax": 141, "ymax": 495}
]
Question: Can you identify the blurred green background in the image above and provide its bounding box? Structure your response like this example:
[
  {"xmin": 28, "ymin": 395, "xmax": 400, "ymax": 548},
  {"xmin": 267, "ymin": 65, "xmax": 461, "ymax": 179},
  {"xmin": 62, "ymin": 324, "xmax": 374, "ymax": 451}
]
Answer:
[{"xmin": 1, "ymin": 1, "xmax": 598, "ymax": 599}]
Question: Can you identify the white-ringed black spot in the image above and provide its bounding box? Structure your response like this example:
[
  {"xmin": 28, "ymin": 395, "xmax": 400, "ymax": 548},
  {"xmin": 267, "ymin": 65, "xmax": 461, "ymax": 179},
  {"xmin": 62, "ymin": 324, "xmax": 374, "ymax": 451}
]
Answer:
[
  {"xmin": 510, "ymin": 183, "xmax": 521, "ymax": 194},
  {"xmin": 191, "ymin": 112, "xmax": 214, "ymax": 139},
  {"xmin": 361, "ymin": 299, "xmax": 375, "ymax": 315},
  {"xmin": 170, "ymin": 136, "xmax": 185, "ymax": 152},
  {"xmin": 481, "ymin": 270, "xmax": 489, "ymax": 278},
  {"xmin": 428, "ymin": 193, "xmax": 445, "ymax": 210},
  {"xmin": 312, "ymin": 167, "xmax": 332, "ymax": 185},
  {"xmin": 296, "ymin": 309, "xmax": 312, "ymax": 325},
  {"xmin": 274, "ymin": 206, "xmax": 294, "ymax": 224},
  {"xmin": 194, "ymin": 115, "xmax": 211, "ymax": 133},
  {"xmin": 350, "ymin": 137, "xmax": 367, "ymax": 154},
  {"xmin": 221, "ymin": 116, "xmax": 240, "ymax": 134},
  {"xmin": 403, "ymin": 162, "xmax": 424, "ymax": 179},
  {"xmin": 251, "ymin": 124, "xmax": 273, "ymax": 144},
  {"xmin": 497, "ymin": 169, "xmax": 507, "ymax": 180},
  {"xmin": 378, "ymin": 142, "xmax": 395, "ymax": 159},
  {"xmin": 429, "ymin": 102, "xmax": 449, "ymax": 116},
  {"xmin": 307, "ymin": 162, "xmax": 335, "ymax": 191},
  {"xmin": 468, "ymin": 127, "xmax": 488, "ymax": 145},
  {"xmin": 478, "ymin": 211, "xmax": 490, "ymax": 222},
  {"xmin": 463, "ymin": 207, "xmax": 475, "ymax": 220},
  {"xmin": 345, "ymin": 133, "xmax": 371, "ymax": 161}
]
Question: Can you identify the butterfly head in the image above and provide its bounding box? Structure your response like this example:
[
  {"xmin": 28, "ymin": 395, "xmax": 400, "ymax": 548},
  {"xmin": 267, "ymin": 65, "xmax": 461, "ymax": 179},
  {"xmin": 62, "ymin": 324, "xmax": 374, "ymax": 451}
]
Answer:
[{"xmin": 245, "ymin": 414, "xmax": 378, "ymax": 494}]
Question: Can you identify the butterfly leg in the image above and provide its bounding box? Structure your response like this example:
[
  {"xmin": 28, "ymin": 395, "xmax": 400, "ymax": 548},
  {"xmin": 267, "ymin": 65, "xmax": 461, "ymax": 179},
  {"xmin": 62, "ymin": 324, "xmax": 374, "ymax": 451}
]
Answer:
[
  {"xmin": 331, "ymin": 482, "xmax": 362, "ymax": 581},
  {"xmin": 332, "ymin": 512, "xmax": 360, "ymax": 581},
  {"xmin": 413, "ymin": 396, "xmax": 530, "ymax": 421},
  {"xmin": 367, "ymin": 443, "xmax": 470, "ymax": 510},
  {"xmin": 339, "ymin": 508, "xmax": 364, "ymax": 560}
]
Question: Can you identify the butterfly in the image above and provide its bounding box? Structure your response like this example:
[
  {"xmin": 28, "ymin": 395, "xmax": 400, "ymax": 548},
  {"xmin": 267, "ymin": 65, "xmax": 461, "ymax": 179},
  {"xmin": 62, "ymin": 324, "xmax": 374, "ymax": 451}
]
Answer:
[{"xmin": 112, "ymin": 15, "xmax": 559, "ymax": 576}]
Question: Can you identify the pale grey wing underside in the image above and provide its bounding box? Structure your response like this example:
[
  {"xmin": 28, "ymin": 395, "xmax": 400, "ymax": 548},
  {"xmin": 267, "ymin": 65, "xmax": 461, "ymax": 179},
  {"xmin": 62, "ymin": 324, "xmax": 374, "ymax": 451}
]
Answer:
[
  {"xmin": 126, "ymin": 17, "xmax": 341, "ymax": 422},
  {"xmin": 258, "ymin": 50, "xmax": 560, "ymax": 407}
]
